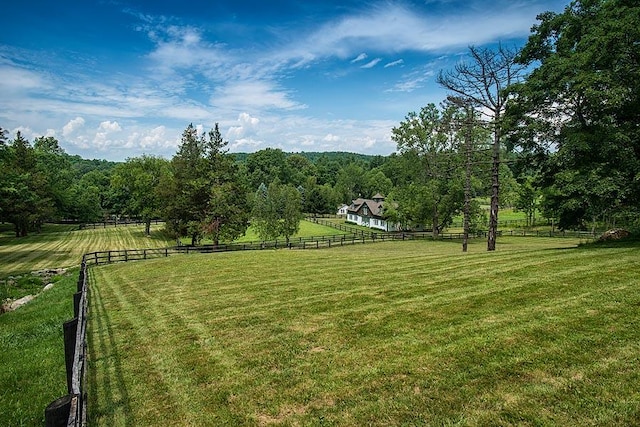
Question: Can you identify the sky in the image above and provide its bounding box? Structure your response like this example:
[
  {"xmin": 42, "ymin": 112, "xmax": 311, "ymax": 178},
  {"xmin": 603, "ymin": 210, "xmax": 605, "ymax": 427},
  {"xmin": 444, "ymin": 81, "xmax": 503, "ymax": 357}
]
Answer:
[{"xmin": 1, "ymin": 0, "xmax": 567, "ymax": 162}]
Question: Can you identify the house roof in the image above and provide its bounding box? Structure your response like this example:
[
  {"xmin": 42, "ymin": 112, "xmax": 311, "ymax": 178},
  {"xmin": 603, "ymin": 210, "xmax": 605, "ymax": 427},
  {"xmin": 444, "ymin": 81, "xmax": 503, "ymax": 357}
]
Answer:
[{"xmin": 347, "ymin": 197, "xmax": 385, "ymax": 218}]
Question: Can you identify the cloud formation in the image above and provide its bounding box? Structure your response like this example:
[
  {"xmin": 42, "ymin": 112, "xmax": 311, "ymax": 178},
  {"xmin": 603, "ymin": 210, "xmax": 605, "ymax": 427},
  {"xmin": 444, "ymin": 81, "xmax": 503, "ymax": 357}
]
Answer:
[{"xmin": 0, "ymin": 0, "xmax": 565, "ymax": 160}]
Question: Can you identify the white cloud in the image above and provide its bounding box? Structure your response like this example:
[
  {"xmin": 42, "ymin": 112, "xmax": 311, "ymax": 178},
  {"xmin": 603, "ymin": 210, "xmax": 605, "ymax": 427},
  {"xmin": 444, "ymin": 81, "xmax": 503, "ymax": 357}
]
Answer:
[
  {"xmin": 323, "ymin": 133, "xmax": 340, "ymax": 142},
  {"xmin": 285, "ymin": 2, "xmax": 542, "ymax": 66},
  {"xmin": 384, "ymin": 59, "xmax": 404, "ymax": 68},
  {"xmin": 62, "ymin": 117, "xmax": 85, "ymax": 137},
  {"xmin": 351, "ymin": 53, "xmax": 368, "ymax": 63},
  {"xmin": 98, "ymin": 120, "xmax": 122, "ymax": 132},
  {"xmin": 386, "ymin": 67, "xmax": 435, "ymax": 93},
  {"xmin": 227, "ymin": 112, "xmax": 260, "ymax": 139},
  {"xmin": 0, "ymin": 65, "xmax": 47, "ymax": 93},
  {"xmin": 212, "ymin": 80, "xmax": 305, "ymax": 112},
  {"xmin": 361, "ymin": 58, "xmax": 382, "ymax": 69},
  {"xmin": 126, "ymin": 126, "xmax": 169, "ymax": 149}
]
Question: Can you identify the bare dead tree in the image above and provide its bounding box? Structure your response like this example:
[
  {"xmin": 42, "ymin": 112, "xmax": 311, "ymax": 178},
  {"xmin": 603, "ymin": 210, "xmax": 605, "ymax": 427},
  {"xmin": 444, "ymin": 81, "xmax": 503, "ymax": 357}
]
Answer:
[{"xmin": 437, "ymin": 45, "xmax": 525, "ymax": 251}]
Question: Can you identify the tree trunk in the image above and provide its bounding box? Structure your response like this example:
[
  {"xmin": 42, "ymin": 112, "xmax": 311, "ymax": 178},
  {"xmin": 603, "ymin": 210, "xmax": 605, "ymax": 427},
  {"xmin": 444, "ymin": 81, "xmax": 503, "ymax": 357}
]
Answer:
[
  {"xmin": 463, "ymin": 109, "xmax": 473, "ymax": 253},
  {"xmin": 487, "ymin": 123, "xmax": 500, "ymax": 251},
  {"xmin": 145, "ymin": 218, "xmax": 151, "ymax": 236},
  {"xmin": 432, "ymin": 205, "xmax": 439, "ymax": 239}
]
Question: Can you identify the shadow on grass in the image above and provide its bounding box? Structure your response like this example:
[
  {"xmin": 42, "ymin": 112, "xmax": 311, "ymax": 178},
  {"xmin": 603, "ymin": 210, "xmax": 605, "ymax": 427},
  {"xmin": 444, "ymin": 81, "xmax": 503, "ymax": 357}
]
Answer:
[
  {"xmin": 576, "ymin": 235, "xmax": 640, "ymax": 250},
  {"xmin": 88, "ymin": 278, "xmax": 133, "ymax": 427}
]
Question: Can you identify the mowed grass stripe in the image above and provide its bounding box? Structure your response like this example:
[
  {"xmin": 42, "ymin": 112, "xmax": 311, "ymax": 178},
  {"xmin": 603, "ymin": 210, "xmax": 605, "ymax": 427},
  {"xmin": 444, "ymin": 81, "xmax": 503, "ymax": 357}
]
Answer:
[
  {"xmin": 88, "ymin": 238, "xmax": 640, "ymax": 426},
  {"xmin": 0, "ymin": 224, "xmax": 172, "ymax": 276}
]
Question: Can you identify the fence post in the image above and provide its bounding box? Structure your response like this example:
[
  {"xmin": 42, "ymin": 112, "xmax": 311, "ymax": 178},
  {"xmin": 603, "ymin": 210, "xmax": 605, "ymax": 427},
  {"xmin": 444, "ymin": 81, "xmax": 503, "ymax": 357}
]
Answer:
[
  {"xmin": 73, "ymin": 292, "xmax": 81, "ymax": 318},
  {"xmin": 63, "ymin": 318, "xmax": 78, "ymax": 394},
  {"xmin": 44, "ymin": 394, "xmax": 74, "ymax": 427}
]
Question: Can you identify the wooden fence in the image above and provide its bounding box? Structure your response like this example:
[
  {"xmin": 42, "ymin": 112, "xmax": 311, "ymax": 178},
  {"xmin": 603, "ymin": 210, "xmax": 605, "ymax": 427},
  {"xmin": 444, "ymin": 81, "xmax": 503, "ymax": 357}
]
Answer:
[
  {"xmin": 45, "ymin": 257, "xmax": 89, "ymax": 427},
  {"xmin": 79, "ymin": 219, "xmax": 163, "ymax": 229}
]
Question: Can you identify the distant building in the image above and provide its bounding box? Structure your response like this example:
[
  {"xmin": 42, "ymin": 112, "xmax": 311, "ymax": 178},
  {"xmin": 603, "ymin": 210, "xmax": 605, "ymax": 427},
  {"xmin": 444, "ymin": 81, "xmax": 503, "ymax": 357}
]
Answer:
[
  {"xmin": 346, "ymin": 194, "xmax": 399, "ymax": 232},
  {"xmin": 336, "ymin": 204, "xmax": 349, "ymax": 217}
]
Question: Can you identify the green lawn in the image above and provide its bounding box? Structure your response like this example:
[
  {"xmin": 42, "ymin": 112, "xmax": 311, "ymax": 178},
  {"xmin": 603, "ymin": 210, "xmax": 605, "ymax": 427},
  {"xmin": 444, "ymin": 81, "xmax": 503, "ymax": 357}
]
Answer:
[
  {"xmin": 0, "ymin": 271, "xmax": 77, "ymax": 426},
  {"xmin": 179, "ymin": 219, "xmax": 350, "ymax": 245},
  {"xmin": 87, "ymin": 236, "xmax": 640, "ymax": 426},
  {"xmin": 0, "ymin": 219, "xmax": 349, "ymax": 426},
  {"xmin": 0, "ymin": 223, "xmax": 172, "ymax": 277}
]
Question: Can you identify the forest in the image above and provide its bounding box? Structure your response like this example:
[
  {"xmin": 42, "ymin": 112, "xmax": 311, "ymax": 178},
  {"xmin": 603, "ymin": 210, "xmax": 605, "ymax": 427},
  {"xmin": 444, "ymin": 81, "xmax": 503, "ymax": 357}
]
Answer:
[{"xmin": 1, "ymin": 0, "xmax": 638, "ymax": 247}]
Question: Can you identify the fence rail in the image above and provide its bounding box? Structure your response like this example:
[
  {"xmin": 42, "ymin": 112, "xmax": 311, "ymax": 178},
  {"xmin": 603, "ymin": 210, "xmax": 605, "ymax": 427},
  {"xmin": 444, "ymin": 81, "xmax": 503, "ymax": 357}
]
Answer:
[{"xmin": 79, "ymin": 219, "xmax": 163, "ymax": 229}]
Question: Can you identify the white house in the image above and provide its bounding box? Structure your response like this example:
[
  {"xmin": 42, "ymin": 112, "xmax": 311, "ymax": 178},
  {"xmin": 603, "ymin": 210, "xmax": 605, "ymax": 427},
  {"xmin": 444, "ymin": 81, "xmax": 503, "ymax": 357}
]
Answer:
[
  {"xmin": 336, "ymin": 204, "xmax": 349, "ymax": 217},
  {"xmin": 346, "ymin": 194, "xmax": 399, "ymax": 232}
]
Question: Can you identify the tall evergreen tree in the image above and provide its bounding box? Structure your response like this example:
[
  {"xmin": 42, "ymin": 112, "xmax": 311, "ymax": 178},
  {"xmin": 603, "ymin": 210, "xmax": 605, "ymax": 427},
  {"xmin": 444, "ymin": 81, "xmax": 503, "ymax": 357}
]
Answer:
[{"xmin": 163, "ymin": 123, "xmax": 249, "ymax": 245}]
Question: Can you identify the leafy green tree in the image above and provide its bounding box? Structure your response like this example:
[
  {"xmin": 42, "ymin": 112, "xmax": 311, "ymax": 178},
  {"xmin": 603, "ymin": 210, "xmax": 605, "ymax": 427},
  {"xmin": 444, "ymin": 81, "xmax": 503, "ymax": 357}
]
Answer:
[
  {"xmin": 508, "ymin": 0, "xmax": 640, "ymax": 229},
  {"xmin": 33, "ymin": 136, "xmax": 74, "ymax": 221},
  {"xmin": 78, "ymin": 169, "xmax": 112, "ymax": 217},
  {"xmin": 0, "ymin": 132, "xmax": 55, "ymax": 236},
  {"xmin": 392, "ymin": 104, "xmax": 466, "ymax": 237},
  {"xmin": 111, "ymin": 155, "xmax": 170, "ymax": 235},
  {"xmin": 335, "ymin": 162, "xmax": 366, "ymax": 203},
  {"xmin": 67, "ymin": 183, "xmax": 103, "ymax": 223},
  {"xmin": 286, "ymin": 154, "xmax": 317, "ymax": 187},
  {"xmin": 302, "ymin": 177, "xmax": 339, "ymax": 214},
  {"xmin": 251, "ymin": 180, "xmax": 302, "ymax": 243},
  {"xmin": 245, "ymin": 148, "xmax": 291, "ymax": 189},
  {"xmin": 514, "ymin": 177, "xmax": 539, "ymax": 227},
  {"xmin": 0, "ymin": 127, "xmax": 8, "ymax": 146},
  {"xmin": 363, "ymin": 169, "xmax": 393, "ymax": 199}
]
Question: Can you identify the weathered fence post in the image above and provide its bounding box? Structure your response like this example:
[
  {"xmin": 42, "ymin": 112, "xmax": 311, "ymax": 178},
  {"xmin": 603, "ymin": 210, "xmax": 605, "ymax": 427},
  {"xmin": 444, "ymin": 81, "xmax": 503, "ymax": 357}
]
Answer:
[
  {"xmin": 73, "ymin": 292, "xmax": 81, "ymax": 318},
  {"xmin": 44, "ymin": 394, "xmax": 74, "ymax": 427},
  {"xmin": 63, "ymin": 318, "xmax": 78, "ymax": 393}
]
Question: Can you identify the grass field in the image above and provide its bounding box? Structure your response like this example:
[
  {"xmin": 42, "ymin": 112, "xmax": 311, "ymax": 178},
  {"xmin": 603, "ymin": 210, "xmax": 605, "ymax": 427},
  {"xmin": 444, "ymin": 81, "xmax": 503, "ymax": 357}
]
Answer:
[
  {"xmin": 179, "ymin": 220, "xmax": 350, "ymax": 245},
  {"xmin": 0, "ymin": 271, "xmax": 77, "ymax": 426},
  {"xmin": 0, "ymin": 223, "xmax": 172, "ymax": 277},
  {"xmin": 87, "ymin": 236, "xmax": 640, "ymax": 426}
]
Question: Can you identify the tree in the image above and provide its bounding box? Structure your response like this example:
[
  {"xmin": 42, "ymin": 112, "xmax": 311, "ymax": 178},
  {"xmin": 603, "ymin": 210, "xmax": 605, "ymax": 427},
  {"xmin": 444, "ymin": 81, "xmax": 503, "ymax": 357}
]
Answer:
[
  {"xmin": 508, "ymin": 0, "xmax": 640, "ymax": 229},
  {"xmin": 245, "ymin": 148, "xmax": 290, "ymax": 190},
  {"xmin": 363, "ymin": 169, "xmax": 393, "ymax": 199},
  {"xmin": 163, "ymin": 124, "xmax": 208, "ymax": 244},
  {"xmin": 0, "ymin": 132, "xmax": 58, "ymax": 236},
  {"xmin": 251, "ymin": 180, "xmax": 302, "ymax": 244},
  {"xmin": 392, "ymin": 104, "xmax": 465, "ymax": 237},
  {"xmin": 201, "ymin": 124, "xmax": 250, "ymax": 246},
  {"xmin": 0, "ymin": 127, "xmax": 8, "ymax": 146},
  {"xmin": 111, "ymin": 155, "xmax": 170, "ymax": 235},
  {"xmin": 33, "ymin": 136, "xmax": 73, "ymax": 222},
  {"xmin": 335, "ymin": 163, "xmax": 366, "ymax": 204},
  {"xmin": 514, "ymin": 177, "xmax": 539, "ymax": 227},
  {"xmin": 438, "ymin": 45, "xmax": 525, "ymax": 250},
  {"xmin": 163, "ymin": 123, "xmax": 249, "ymax": 245}
]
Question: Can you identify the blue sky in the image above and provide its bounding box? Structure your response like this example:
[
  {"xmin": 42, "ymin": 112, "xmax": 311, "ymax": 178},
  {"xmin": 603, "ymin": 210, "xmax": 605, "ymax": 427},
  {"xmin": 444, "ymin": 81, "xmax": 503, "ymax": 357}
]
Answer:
[{"xmin": 1, "ymin": 0, "xmax": 567, "ymax": 161}]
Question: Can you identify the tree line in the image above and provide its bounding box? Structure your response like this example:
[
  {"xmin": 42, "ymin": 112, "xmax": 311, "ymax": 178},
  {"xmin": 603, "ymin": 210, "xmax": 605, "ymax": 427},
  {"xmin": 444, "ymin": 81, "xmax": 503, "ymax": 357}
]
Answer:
[{"xmin": 1, "ymin": 0, "xmax": 638, "ymax": 248}]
